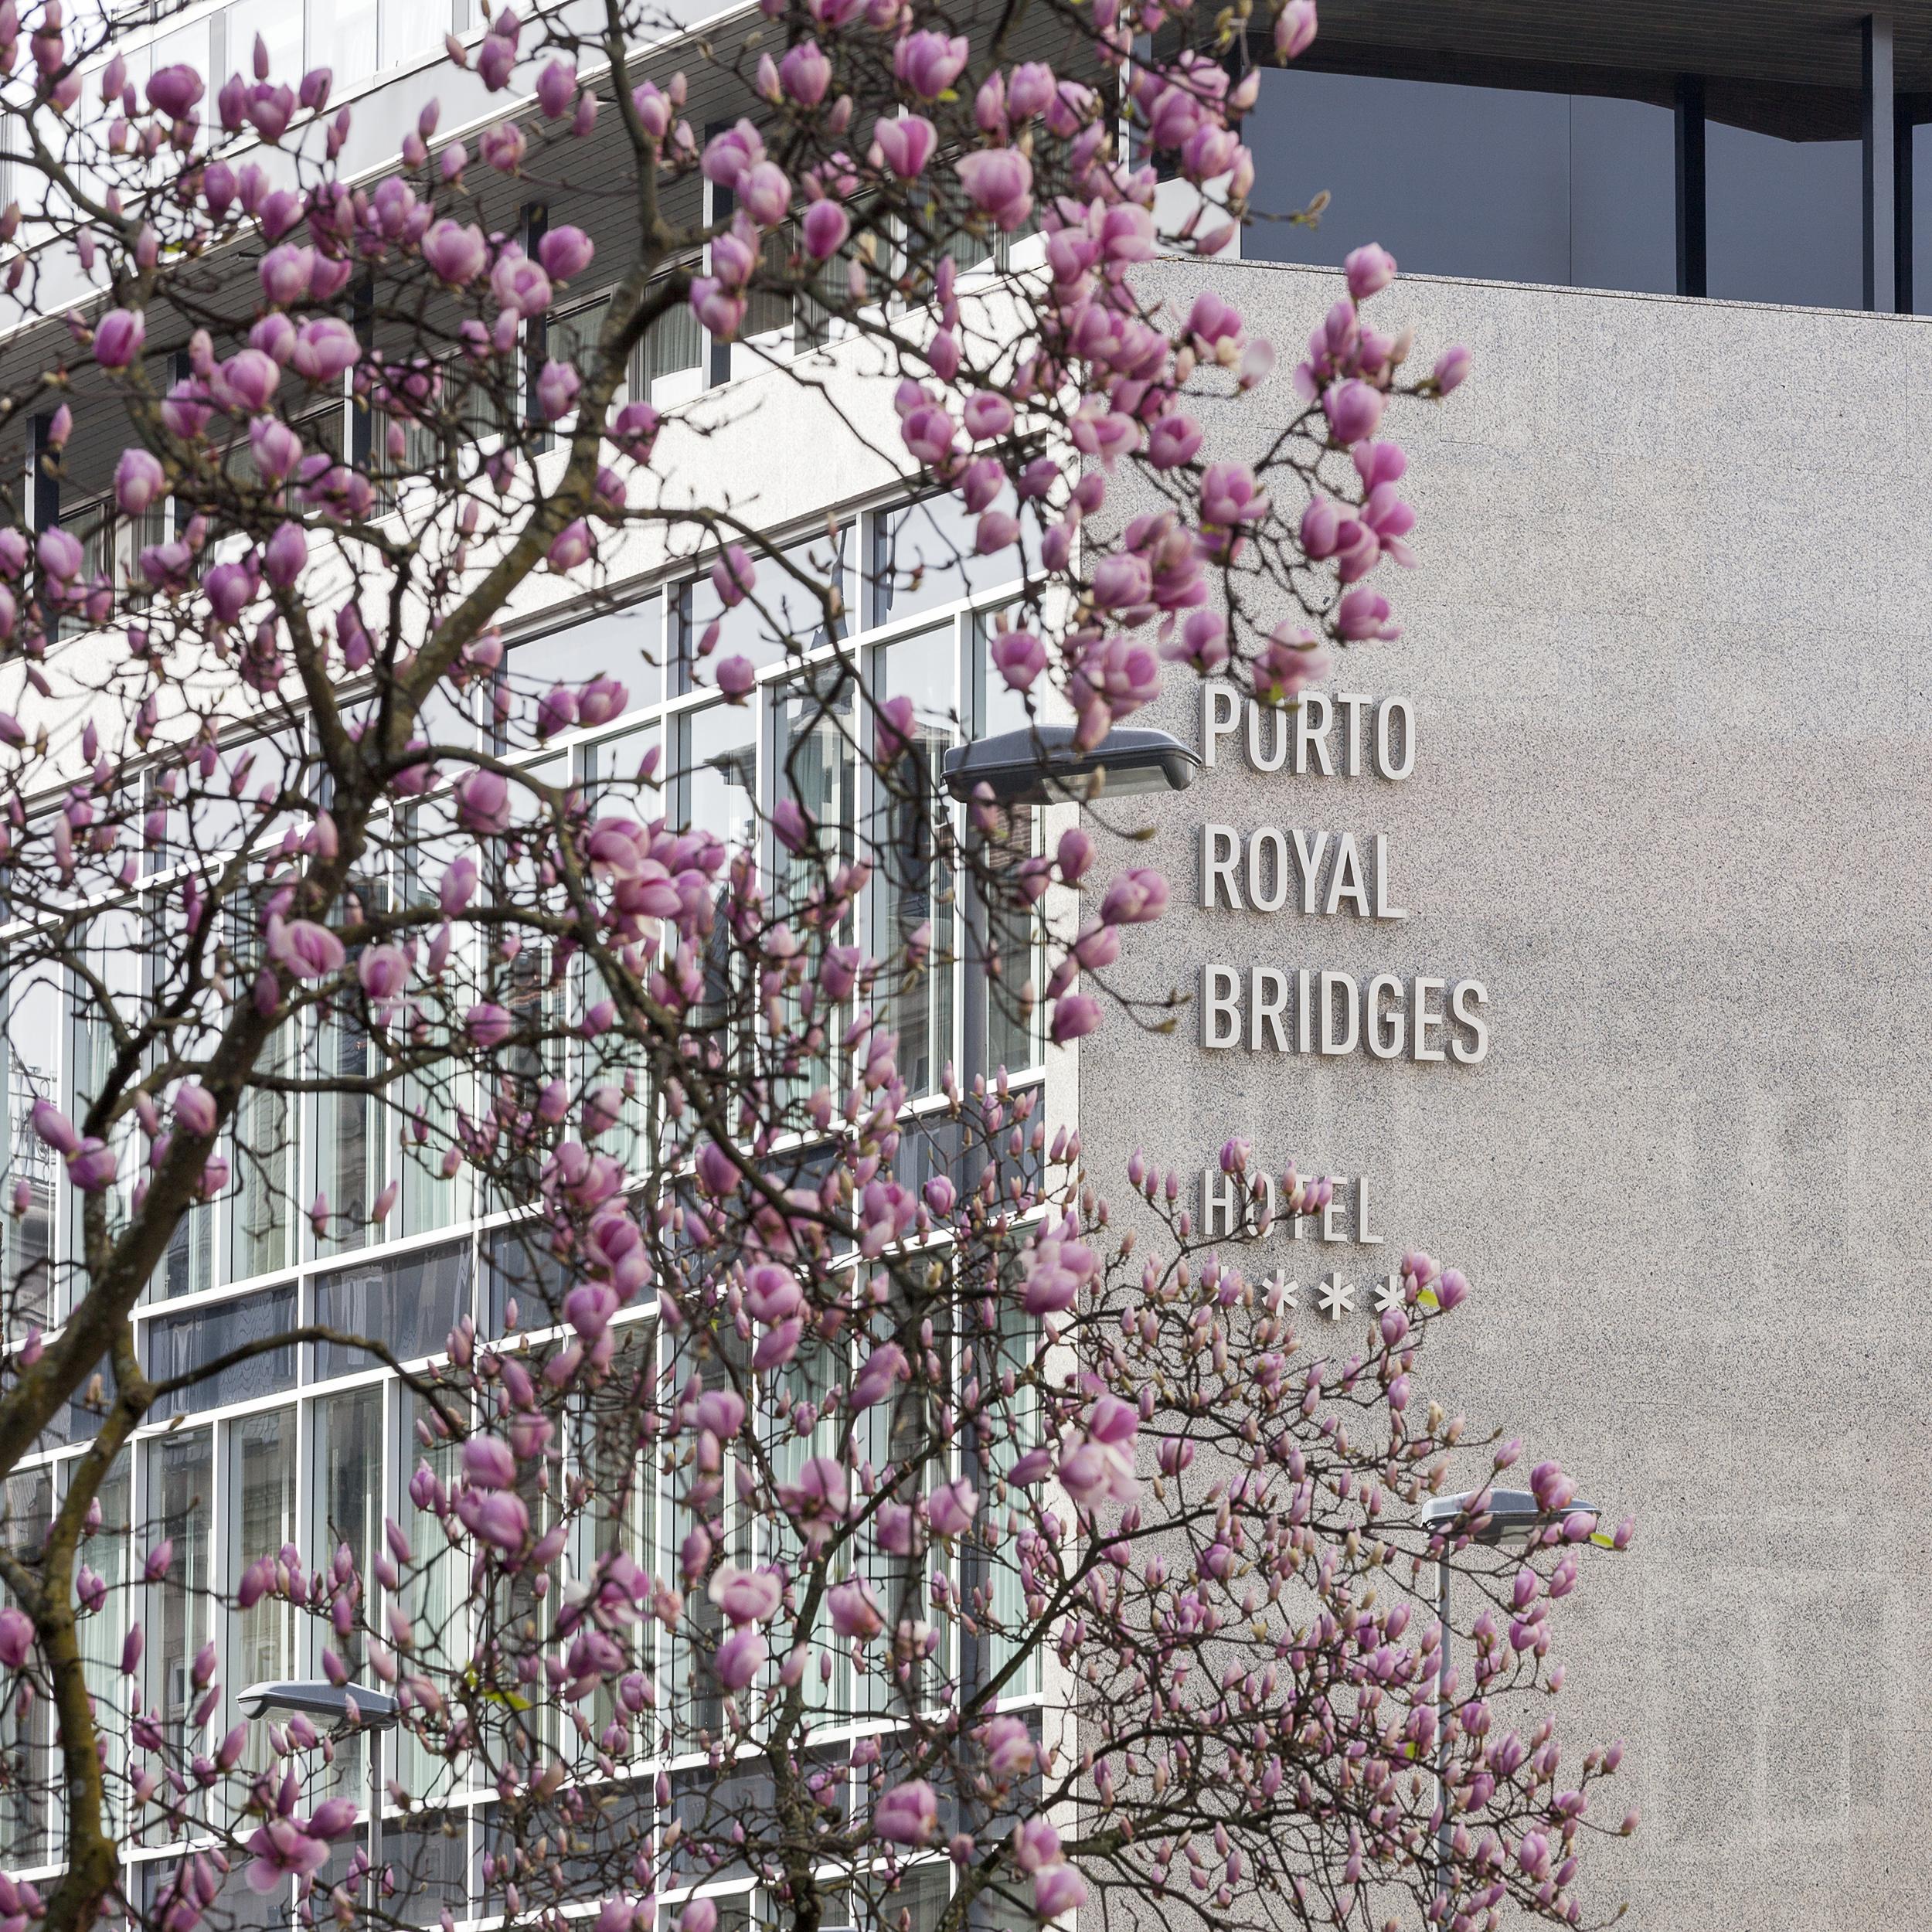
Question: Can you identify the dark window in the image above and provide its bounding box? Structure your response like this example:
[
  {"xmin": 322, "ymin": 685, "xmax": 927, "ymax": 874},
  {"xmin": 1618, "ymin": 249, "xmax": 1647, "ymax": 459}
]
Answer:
[
  {"xmin": 1245, "ymin": 69, "xmax": 1675, "ymax": 294},
  {"xmin": 145, "ymin": 1285, "xmax": 297, "ymax": 1418},
  {"xmin": 1706, "ymin": 119, "xmax": 1862, "ymax": 308},
  {"xmin": 315, "ymin": 1238, "xmax": 472, "ymax": 1376}
]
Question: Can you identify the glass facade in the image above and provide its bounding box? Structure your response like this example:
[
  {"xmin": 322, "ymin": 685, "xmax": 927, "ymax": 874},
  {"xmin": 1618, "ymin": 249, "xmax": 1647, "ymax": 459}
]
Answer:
[
  {"xmin": 1706, "ymin": 119, "xmax": 1862, "ymax": 308},
  {"xmin": 1243, "ymin": 62, "xmax": 1908, "ymax": 314},
  {"xmin": 1, "ymin": 496, "xmax": 1044, "ymax": 1932},
  {"xmin": 1246, "ymin": 70, "xmax": 1678, "ymax": 294}
]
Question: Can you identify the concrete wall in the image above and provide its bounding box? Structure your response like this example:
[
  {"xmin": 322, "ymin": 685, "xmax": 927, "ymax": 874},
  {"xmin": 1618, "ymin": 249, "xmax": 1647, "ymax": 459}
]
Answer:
[{"xmin": 1082, "ymin": 260, "xmax": 1932, "ymax": 1928}]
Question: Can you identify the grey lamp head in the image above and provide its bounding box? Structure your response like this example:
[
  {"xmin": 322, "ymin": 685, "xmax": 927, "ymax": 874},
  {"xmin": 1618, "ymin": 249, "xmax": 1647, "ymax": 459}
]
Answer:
[
  {"xmin": 941, "ymin": 724, "xmax": 1202, "ymax": 805},
  {"xmin": 1420, "ymin": 1488, "xmax": 1598, "ymax": 1547},
  {"xmin": 238, "ymin": 1679, "xmax": 400, "ymax": 1730}
]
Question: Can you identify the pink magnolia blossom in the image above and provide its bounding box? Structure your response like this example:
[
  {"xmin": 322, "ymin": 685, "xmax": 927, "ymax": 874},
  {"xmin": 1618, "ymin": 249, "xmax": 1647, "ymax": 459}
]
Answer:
[
  {"xmin": 423, "ymin": 219, "xmax": 488, "ymax": 285},
  {"xmin": 492, "ymin": 253, "xmax": 553, "ymax": 318},
  {"xmin": 713, "ymin": 1628, "xmax": 767, "ymax": 1691},
  {"xmin": 872, "ymin": 114, "xmax": 937, "ymax": 179},
  {"xmin": 955, "ymin": 148, "xmax": 1032, "ymax": 230},
  {"xmin": 873, "ymin": 1780, "xmax": 938, "ymax": 1845},
  {"xmin": 0, "ymin": 1608, "xmax": 32, "ymax": 1669},
  {"xmin": 1276, "ymin": 0, "xmax": 1318, "ymax": 57},
  {"xmin": 781, "ymin": 42, "xmax": 831, "ymax": 104},
  {"xmin": 267, "ymin": 917, "xmax": 346, "ymax": 980},
  {"xmin": 802, "ymin": 200, "xmax": 850, "ymax": 260},
  {"xmin": 114, "ymin": 447, "xmax": 165, "ymax": 515},
  {"xmin": 707, "ymin": 1566, "xmax": 783, "ymax": 1626},
  {"xmin": 894, "ymin": 32, "xmax": 968, "ymax": 100},
  {"xmin": 94, "ymin": 308, "xmax": 145, "ymax": 369},
  {"xmin": 827, "ymin": 1575, "xmax": 884, "ymax": 1638},
  {"xmin": 539, "ymin": 225, "xmax": 595, "ymax": 281}
]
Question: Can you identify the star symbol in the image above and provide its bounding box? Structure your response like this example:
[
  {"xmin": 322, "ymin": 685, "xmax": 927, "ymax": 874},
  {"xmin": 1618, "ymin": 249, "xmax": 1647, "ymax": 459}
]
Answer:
[
  {"xmin": 1316, "ymin": 1276, "xmax": 1355, "ymax": 1321},
  {"xmin": 1262, "ymin": 1269, "xmax": 1298, "ymax": 1308},
  {"xmin": 1372, "ymin": 1273, "xmax": 1404, "ymax": 1315}
]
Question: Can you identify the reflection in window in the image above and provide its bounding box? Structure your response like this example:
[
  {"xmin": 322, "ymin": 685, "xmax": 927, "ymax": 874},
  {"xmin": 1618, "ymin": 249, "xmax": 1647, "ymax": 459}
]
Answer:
[
  {"xmin": 230, "ymin": 1046, "xmax": 294, "ymax": 1281},
  {"xmin": 868, "ymin": 1862, "xmax": 950, "ymax": 1932},
  {"xmin": 875, "ymin": 627, "xmax": 957, "ymax": 1097},
  {"xmin": 636, "ymin": 280, "xmax": 706, "ymax": 397},
  {"xmin": 774, "ymin": 668, "xmax": 858, "ymax": 906},
  {"xmin": 315, "ymin": 1386, "xmax": 383, "ymax": 1798},
  {"xmin": 1245, "ymin": 69, "xmax": 1677, "ymax": 296},
  {"xmin": 316, "ymin": 1008, "xmax": 379, "ymax": 1259},
  {"xmin": 970, "ymin": 623, "xmax": 1040, "ymax": 1078},
  {"xmin": 0, "ymin": 1470, "xmax": 49, "ymax": 1864},
  {"xmin": 982, "ymin": 1285, "xmax": 1040, "ymax": 1698},
  {"xmin": 1706, "ymin": 118, "xmax": 1861, "ymax": 309},
  {"xmin": 981, "ymin": 801, "xmax": 1039, "ymax": 1080},
  {"xmin": 148, "ymin": 1430, "xmax": 212, "ymax": 1751},
  {"xmin": 315, "ymin": 1387, "xmax": 383, "ymax": 1660},
  {"xmin": 680, "ymin": 527, "xmax": 849, "ymax": 684},
  {"xmin": 314, "ymin": 1240, "xmax": 472, "ymax": 1377},
  {"xmin": 322, "ymin": 0, "xmax": 377, "ymax": 87},
  {"xmin": 870, "ymin": 495, "xmax": 1031, "ymax": 626},
  {"xmin": 78, "ymin": 1460, "xmax": 130, "ymax": 1832},
  {"xmin": 511, "ymin": 595, "xmax": 665, "ymax": 717},
  {"xmin": 147, "ymin": 1285, "xmax": 298, "ymax": 1418},
  {"xmin": 676, "ymin": 706, "xmax": 757, "ymax": 855},
  {"xmin": 3, "ymin": 964, "xmax": 60, "ymax": 1332},
  {"xmin": 231, "ymin": 1410, "xmax": 298, "ymax": 1694},
  {"xmin": 400, "ymin": 1396, "xmax": 467, "ymax": 1804}
]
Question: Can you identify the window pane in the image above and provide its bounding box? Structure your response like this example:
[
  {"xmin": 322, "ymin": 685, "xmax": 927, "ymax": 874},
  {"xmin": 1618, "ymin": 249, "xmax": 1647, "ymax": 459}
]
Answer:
[
  {"xmin": 315, "ymin": 1388, "xmax": 383, "ymax": 1651},
  {"xmin": 549, "ymin": 296, "xmax": 611, "ymax": 403},
  {"xmin": 0, "ymin": 1471, "xmax": 50, "ymax": 1863},
  {"xmin": 639, "ymin": 290, "xmax": 704, "ymax": 393},
  {"xmin": 78, "ymin": 1459, "xmax": 130, "ymax": 1832},
  {"xmin": 148, "ymin": 1430, "xmax": 212, "ymax": 1752},
  {"xmin": 774, "ymin": 668, "xmax": 857, "ymax": 908},
  {"xmin": 870, "ymin": 496, "xmax": 1027, "ymax": 626},
  {"xmin": 682, "ymin": 528, "xmax": 848, "ymax": 684},
  {"xmin": 3, "ymin": 964, "xmax": 60, "ymax": 1332},
  {"xmin": 230, "ymin": 1043, "xmax": 295, "ymax": 1281},
  {"xmin": 315, "ymin": 1386, "xmax": 383, "ymax": 1799},
  {"xmin": 381, "ymin": 0, "xmax": 447, "ymax": 66},
  {"xmin": 1247, "ymin": 70, "xmax": 1675, "ymax": 297},
  {"xmin": 970, "ymin": 611, "xmax": 1032, "ymax": 741},
  {"xmin": 512, "ymin": 596, "xmax": 664, "ymax": 717},
  {"xmin": 399, "ymin": 1394, "xmax": 467, "ymax": 1803},
  {"xmin": 875, "ymin": 625, "xmax": 957, "ymax": 1099},
  {"xmin": 147, "ymin": 1285, "xmax": 298, "ymax": 1418},
  {"xmin": 315, "ymin": 1238, "xmax": 472, "ymax": 1377},
  {"xmin": 969, "ymin": 621, "xmax": 1039, "ymax": 1077},
  {"xmin": 1706, "ymin": 119, "xmax": 1862, "ymax": 308},
  {"xmin": 226, "ymin": 0, "xmax": 301, "ymax": 85},
  {"xmin": 1247, "ymin": 69, "xmax": 1570, "ymax": 282},
  {"xmin": 230, "ymin": 1409, "xmax": 298, "ymax": 1692},
  {"xmin": 1570, "ymin": 95, "xmax": 1677, "ymax": 295},
  {"xmin": 675, "ymin": 704, "xmax": 757, "ymax": 853},
  {"xmin": 322, "ymin": 0, "xmax": 378, "ymax": 87},
  {"xmin": 316, "ymin": 1012, "xmax": 379, "ymax": 1256}
]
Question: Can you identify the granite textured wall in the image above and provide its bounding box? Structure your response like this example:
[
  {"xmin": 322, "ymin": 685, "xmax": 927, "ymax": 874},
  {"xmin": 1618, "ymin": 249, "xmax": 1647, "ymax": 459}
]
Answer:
[{"xmin": 1082, "ymin": 260, "xmax": 1932, "ymax": 1928}]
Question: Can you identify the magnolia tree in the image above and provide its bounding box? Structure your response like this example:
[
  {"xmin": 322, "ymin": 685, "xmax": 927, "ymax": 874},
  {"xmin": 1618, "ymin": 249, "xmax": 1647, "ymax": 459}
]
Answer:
[{"xmin": 0, "ymin": 2, "xmax": 1634, "ymax": 1932}]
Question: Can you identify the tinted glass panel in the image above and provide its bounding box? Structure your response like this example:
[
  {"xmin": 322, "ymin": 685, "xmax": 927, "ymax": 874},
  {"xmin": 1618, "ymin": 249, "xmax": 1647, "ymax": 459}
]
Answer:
[
  {"xmin": 1706, "ymin": 121, "xmax": 1861, "ymax": 308},
  {"xmin": 146, "ymin": 1285, "xmax": 298, "ymax": 1418},
  {"xmin": 315, "ymin": 1238, "xmax": 472, "ymax": 1376},
  {"xmin": 1247, "ymin": 70, "xmax": 1675, "ymax": 295}
]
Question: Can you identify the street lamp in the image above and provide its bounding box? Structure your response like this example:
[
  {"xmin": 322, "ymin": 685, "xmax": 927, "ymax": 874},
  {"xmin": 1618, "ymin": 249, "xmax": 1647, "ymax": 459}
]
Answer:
[
  {"xmin": 940, "ymin": 723, "xmax": 1202, "ymax": 807},
  {"xmin": 939, "ymin": 724, "xmax": 1200, "ymax": 1082},
  {"xmin": 1417, "ymin": 1491, "xmax": 1598, "ymax": 1913},
  {"xmin": 240, "ymin": 1679, "xmax": 401, "ymax": 1893}
]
